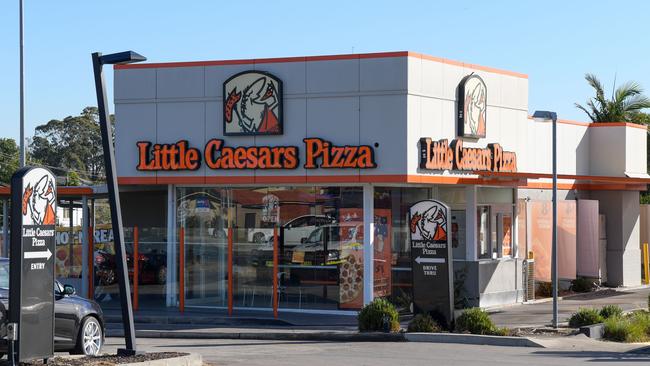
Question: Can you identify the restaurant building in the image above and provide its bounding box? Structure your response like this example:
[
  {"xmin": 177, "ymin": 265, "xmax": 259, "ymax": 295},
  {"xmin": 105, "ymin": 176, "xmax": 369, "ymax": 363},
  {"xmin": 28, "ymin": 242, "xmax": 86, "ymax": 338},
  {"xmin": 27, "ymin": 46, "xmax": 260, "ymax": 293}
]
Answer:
[{"xmin": 44, "ymin": 51, "xmax": 647, "ymax": 315}]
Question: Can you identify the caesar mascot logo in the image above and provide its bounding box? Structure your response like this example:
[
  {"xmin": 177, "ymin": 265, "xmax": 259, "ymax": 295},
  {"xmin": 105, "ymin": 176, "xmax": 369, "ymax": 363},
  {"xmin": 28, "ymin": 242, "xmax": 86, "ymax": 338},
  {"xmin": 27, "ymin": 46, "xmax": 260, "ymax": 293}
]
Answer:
[
  {"xmin": 223, "ymin": 71, "xmax": 282, "ymax": 135},
  {"xmin": 22, "ymin": 173, "xmax": 56, "ymax": 225},
  {"xmin": 409, "ymin": 201, "xmax": 447, "ymax": 241},
  {"xmin": 458, "ymin": 74, "xmax": 487, "ymax": 138}
]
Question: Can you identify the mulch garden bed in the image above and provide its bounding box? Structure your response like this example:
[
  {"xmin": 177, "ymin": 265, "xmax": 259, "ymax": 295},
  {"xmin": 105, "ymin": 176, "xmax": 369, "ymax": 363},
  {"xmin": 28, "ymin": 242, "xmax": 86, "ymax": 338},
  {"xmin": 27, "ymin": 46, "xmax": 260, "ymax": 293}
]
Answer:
[{"xmin": 8, "ymin": 352, "xmax": 188, "ymax": 366}]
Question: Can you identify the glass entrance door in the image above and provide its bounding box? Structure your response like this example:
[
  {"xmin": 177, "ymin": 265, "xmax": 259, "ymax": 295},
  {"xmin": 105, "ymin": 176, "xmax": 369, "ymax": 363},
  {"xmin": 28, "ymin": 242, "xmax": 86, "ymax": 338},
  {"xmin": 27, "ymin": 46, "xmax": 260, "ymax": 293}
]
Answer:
[{"xmin": 177, "ymin": 188, "xmax": 228, "ymax": 307}]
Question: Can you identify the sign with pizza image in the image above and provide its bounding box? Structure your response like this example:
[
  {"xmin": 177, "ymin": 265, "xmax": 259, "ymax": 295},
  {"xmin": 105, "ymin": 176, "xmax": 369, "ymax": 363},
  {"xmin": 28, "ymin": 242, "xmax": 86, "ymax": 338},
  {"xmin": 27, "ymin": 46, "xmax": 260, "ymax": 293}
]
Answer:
[
  {"xmin": 408, "ymin": 200, "xmax": 454, "ymax": 327},
  {"xmin": 223, "ymin": 71, "xmax": 282, "ymax": 136},
  {"xmin": 10, "ymin": 166, "xmax": 57, "ymax": 361}
]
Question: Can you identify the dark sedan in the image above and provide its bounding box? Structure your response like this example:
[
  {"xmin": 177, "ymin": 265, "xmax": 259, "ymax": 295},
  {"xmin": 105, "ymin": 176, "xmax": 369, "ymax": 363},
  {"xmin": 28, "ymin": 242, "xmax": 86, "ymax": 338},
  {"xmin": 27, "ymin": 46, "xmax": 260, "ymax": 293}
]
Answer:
[{"xmin": 0, "ymin": 258, "xmax": 105, "ymax": 357}]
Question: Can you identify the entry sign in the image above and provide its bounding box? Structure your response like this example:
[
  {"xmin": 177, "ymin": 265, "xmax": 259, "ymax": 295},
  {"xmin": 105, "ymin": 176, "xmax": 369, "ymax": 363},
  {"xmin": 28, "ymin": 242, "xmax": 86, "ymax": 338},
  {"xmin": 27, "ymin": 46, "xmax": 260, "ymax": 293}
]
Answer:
[
  {"xmin": 408, "ymin": 200, "xmax": 454, "ymax": 327},
  {"xmin": 9, "ymin": 167, "xmax": 56, "ymax": 362}
]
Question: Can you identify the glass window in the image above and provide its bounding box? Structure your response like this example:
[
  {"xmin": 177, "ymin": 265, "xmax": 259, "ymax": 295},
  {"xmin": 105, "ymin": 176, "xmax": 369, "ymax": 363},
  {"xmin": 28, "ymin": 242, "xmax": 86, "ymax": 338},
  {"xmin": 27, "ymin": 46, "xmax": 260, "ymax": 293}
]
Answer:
[
  {"xmin": 477, "ymin": 187, "xmax": 514, "ymax": 204},
  {"xmin": 477, "ymin": 206, "xmax": 491, "ymax": 259}
]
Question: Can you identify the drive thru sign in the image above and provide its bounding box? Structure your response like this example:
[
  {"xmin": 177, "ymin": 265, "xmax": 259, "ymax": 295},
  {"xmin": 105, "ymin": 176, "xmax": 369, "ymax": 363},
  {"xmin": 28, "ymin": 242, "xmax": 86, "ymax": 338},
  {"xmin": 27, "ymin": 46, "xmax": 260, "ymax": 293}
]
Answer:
[{"xmin": 9, "ymin": 167, "xmax": 56, "ymax": 362}]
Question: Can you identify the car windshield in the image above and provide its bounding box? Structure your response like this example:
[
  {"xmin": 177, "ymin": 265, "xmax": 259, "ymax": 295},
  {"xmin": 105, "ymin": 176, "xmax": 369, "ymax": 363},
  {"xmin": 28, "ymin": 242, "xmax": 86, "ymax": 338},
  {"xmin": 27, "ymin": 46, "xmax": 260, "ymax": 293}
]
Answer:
[{"xmin": 0, "ymin": 261, "xmax": 9, "ymax": 289}]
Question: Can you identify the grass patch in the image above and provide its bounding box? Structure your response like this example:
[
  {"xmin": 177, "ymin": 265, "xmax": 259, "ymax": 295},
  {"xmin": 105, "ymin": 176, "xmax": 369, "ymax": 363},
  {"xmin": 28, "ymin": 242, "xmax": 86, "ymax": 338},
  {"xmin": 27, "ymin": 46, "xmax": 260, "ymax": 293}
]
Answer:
[
  {"xmin": 599, "ymin": 305, "xmax": 623, "ymax": 320},
  {"xmin": 603, "ymin": 312, "xmax": 650, "ymax": 343},
  {"xmin": 407, "ymin": 313, "xmax": 441, "ymax": 333},
  {"xmin": 568, "ymin": 308, "xmax": 603, "ymax": 328},
  {"xmin": 455, "ymin": 308, "xmax": 510, "ymax": 336},
  {"xmin": 358, "ymin": 298, "xmax": 400, "ymax": 332}
]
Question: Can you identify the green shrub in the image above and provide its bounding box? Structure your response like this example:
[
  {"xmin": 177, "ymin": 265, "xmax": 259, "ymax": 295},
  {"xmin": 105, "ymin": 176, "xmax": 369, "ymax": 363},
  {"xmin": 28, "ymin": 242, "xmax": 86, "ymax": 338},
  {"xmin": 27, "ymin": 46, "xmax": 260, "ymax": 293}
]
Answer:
[
  {"xmin": 455, "ymin": 308, "xmax": 500, "ymax": 335},
  {"xmin": 603, "ymin": 312, "xmax": 650, "ymax": 342},
  {"xmin": 647, "ymin": 293, "xmax": 650, "ymax": 311},
  {"xmin": 571, "ymin": 277, "xmax": 594, "ymax": 293},
  {"xmin": 568, "ymin": 308, "xmax": 603, "ymax": 328},
  {"xmin": 599, "ymin": 305, "xmax": 623, "ymax": 319},
  {"xmin": 407, "ymin": 313, "xmax": 440, "ymax": 333},
  {"xmin": 536, "ymin": 282, "xmax": 553, "ymax": 298},
  {"xmin": 358, "ymin": 298, "xmax": 400, "ymax": 332}
]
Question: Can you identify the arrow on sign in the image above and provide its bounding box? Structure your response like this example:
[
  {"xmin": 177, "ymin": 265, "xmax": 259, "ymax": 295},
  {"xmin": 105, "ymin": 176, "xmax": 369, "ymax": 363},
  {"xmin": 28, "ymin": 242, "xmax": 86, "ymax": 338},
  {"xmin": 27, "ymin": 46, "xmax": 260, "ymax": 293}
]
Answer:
[
  {"xmin": 24, "ymin": 248, "xmax": 52, "ymax": 260},
  {"xmin": 415, "ymin": 256, "xmax": 445, "ymax": 264}
]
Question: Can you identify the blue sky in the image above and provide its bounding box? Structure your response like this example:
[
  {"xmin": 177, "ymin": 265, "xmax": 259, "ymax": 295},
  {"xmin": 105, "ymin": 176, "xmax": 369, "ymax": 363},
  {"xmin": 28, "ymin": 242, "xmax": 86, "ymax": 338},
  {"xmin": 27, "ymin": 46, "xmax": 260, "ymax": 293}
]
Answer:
[{"xmin": 1, "ymin": 1, "xmax": 648, "ymax": 141}]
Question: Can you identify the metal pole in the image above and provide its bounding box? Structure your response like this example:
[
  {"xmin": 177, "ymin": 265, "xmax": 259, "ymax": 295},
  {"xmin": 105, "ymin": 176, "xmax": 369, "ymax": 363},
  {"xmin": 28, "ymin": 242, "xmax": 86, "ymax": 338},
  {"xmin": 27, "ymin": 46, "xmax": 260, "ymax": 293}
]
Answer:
[
  {"xmin": 552, "ymin": 117, "xmax": 558, "ymax": 328},
  {"xmin": 19, "ymin": 0, "xmax": 25, "ymax": 168},
  {"xmin": 91, "ymin": 52, "xmax": 138, "ymax": 355}
]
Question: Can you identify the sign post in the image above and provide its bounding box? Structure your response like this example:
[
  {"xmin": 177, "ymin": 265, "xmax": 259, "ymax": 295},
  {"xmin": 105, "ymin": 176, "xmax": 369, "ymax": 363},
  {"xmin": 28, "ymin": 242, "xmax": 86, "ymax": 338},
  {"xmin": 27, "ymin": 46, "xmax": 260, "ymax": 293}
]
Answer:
[
  {"xmin": 9, "ymin": 167, "xmax": 56, "ymax": 364},
  {"xmin": 408, "ymin": 200, "xmax": 454, "ymax": 328}
]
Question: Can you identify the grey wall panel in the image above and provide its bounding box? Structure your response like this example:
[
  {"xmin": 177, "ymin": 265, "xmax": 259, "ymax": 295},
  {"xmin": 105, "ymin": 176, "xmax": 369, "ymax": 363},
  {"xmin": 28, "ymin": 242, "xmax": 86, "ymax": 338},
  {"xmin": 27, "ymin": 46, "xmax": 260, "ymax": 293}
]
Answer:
[
  {"xmin": 156, "ymin": 102, "xmax": 206, "ymax": 179},
  {"xmin": 205, "ymin": 64, "xmax": 253, "ymax": 98},
  {"xmin": 114, "ymin": 103, "xmax": 157, "ymax": 178},
  {"xmin": 360, "ymin": 95, "xmax": 407, "ymax": 175},
  {"xmin": 157, "ymin": 67, "xmax": 205, "ymax": 99},
  {"xmin": 360, "ymin": 57, "xmax": 407, "ymax": 92},
  {"xmin": 306, "ymin": 59, "xmax": 359, "ymax": 94},
  {"xmin": 115, "ymin": 69, "xmax": 156, "ymax": 100},
  {"xmin": 306, "ymin": 96, "xmax": 360, "ymax": 177},
  {"xmin": 255, "ymin": 62, "xmax": 306, "ymax": 95}
]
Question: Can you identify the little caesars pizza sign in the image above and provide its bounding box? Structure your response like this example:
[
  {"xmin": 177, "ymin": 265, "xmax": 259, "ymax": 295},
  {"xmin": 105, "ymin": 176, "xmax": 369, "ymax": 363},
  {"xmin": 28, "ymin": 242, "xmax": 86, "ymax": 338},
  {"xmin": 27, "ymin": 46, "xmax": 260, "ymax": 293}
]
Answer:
[
  {"xmin": 136, "ymin": 71, "xmax": 377, "ymax": 172},
  {"xmin": 419, "ymin": 73, "xmax": 517, "ymax": 174}
]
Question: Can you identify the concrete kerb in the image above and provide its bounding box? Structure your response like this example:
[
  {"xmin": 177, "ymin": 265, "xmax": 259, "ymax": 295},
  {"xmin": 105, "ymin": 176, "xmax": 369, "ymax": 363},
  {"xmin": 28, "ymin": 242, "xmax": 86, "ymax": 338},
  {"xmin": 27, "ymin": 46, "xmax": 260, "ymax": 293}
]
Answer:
[
  {"xmin": 108, "ymin": 328, "xmax": 545, "ymax": 347},
  {"xmin": 121, "ymin": 354, "xmax": 202, "ymax": 366},
  {"xmin": 405, "ymin": 333, "xmax": 545, "ymax": 347}
]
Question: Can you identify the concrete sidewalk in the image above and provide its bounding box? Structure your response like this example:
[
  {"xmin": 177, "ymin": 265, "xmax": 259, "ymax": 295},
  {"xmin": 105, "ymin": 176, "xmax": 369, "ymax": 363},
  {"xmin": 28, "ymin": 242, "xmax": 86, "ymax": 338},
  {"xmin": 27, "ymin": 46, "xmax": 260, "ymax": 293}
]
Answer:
[{"xmin": 489, "ymin": 286, "xmax": 650, "ymax": 328}]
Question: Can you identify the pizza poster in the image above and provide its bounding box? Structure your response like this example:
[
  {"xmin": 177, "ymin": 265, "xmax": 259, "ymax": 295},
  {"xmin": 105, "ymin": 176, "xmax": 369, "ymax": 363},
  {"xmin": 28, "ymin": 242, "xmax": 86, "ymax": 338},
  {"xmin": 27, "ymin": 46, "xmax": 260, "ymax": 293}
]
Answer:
[
  {"xmin": 373, "ymin": 209, "xmax": 392, "ymax": 298},
  {"xmin": 338, "ymin": 208, "xmax": 364, "ymax": 309}
]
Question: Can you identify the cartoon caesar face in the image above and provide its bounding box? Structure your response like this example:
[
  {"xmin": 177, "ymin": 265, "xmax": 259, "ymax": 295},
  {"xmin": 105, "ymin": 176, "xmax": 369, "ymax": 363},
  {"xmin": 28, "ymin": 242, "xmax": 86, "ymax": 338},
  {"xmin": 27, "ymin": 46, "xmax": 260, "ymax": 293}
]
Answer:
[
  {"xmin": 464, "ymin": 77, "xmax": 486, "ymax": 137},
  {"xmin": 410, "ymin": 204, "xmax": 447, "ymax": 241},
  {"xmin": 225, "ymin": 73, "xmax": 280, "ymax": 135},
  {"xmin": 22, "ymin": 174, "xmax": 56, "ymax": 225}
]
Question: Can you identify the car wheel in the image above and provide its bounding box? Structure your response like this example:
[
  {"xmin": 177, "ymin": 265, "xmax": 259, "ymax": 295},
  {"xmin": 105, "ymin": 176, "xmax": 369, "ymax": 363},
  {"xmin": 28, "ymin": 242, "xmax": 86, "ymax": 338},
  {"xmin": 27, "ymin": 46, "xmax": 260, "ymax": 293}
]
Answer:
[
  {"xmin": 75, "ymin": 317, "xmax": 102, "ymax": 356},
  {"xmin": 157, "ymin": 265, "xmax": 167, "ymax": 285}
]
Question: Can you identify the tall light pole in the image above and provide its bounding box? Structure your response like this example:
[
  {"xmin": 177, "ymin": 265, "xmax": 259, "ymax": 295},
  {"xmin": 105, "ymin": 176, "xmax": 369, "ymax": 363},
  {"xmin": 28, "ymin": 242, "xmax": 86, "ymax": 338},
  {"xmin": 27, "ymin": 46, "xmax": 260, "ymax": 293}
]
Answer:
[
  {"xmin": 19, "ymin": 0, "xmax": 25, "ymax": 167},
  {"xmin": 532, "ymin": 110, "xmax": 558, "ymax": 328},
  {"xmin": 91, "ymin": 51, "xmax": 146, "ymax": 355}
]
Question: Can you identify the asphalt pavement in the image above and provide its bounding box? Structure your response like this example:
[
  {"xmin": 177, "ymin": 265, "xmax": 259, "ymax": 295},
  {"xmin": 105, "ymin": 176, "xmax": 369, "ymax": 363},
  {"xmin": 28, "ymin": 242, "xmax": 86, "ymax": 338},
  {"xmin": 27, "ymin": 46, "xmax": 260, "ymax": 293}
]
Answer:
[{"xmin": 100, "ymin": 337, "xmax": 650, "ymax": 366}]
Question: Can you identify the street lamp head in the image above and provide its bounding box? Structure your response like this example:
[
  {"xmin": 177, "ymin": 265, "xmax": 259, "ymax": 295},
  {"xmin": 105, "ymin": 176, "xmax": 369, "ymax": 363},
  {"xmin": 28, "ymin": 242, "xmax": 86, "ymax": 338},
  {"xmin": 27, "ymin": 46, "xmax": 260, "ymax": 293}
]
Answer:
[
  {"xmin": 96, "ymin": 51, "xmax": 146, "ymax": 65},
  {"xmin": 532, "ymin": 110, "xmax": 558, "ymax": 123}
]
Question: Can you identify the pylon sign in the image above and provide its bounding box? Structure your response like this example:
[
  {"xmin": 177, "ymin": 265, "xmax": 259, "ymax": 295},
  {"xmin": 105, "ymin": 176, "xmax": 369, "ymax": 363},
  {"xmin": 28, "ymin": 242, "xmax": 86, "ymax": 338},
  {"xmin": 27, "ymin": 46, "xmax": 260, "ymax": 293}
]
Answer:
[
  {"xmin": 9, "ymin": 167, "xmax": 56, "ymax": 362},
  {"xmin": 408, "ymin": 200, "xmax": 454, "ymax": 328}
]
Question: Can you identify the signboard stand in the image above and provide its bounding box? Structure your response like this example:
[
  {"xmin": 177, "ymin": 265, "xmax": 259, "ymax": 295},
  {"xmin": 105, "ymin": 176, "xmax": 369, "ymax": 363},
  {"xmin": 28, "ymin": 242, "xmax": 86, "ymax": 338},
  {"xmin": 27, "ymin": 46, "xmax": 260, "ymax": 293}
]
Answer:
[
  {"xmin": 9, "ymin": 167, "xmax": 57, "ymax": 364},
  {"xmin": 408, "ymin": 200, "xmax": 454, "ymax": 328}
]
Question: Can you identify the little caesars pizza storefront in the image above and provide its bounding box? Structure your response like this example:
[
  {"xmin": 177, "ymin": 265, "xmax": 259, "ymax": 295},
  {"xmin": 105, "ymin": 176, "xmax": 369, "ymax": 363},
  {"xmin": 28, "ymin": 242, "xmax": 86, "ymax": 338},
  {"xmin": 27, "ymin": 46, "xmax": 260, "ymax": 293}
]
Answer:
[{"xmin": 109, "ymin": 51, "xmax": 648, "ymax": 315}]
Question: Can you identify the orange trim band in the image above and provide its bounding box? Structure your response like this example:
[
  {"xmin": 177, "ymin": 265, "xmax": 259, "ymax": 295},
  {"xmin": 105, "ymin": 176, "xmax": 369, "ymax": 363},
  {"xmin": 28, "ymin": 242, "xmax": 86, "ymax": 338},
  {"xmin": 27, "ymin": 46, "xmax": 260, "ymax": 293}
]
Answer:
[
  {"xmin": 527, "ymin": 116, "xmax": 648, "ymax": 130},
  {"xmin": 117, "ymin": 173, "xmax": 648, "ymax": 190},
  {"xmin": 114, "ymin": 51, "xmax": 527, "ymax": 79}
]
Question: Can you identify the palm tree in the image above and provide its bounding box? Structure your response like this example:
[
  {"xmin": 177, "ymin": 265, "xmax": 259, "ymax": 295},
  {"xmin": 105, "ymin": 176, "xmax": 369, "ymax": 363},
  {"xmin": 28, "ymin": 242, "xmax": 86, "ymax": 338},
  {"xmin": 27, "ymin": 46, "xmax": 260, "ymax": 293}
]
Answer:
[{"xmin": 575, "ymin": 73, "xmax": 650, "ymax": 122}]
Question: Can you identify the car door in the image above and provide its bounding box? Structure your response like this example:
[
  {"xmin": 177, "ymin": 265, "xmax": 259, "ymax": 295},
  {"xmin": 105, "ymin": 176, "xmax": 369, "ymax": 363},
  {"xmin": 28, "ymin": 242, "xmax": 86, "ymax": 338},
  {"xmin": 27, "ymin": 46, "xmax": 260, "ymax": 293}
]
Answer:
[{"xmin": 54, "ymin": 281, "xmax": 78, "ymax": 348}]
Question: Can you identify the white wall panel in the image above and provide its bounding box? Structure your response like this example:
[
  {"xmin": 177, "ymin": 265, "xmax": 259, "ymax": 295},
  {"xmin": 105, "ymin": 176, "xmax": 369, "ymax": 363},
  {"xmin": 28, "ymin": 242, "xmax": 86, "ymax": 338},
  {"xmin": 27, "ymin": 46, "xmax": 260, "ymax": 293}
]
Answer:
[
  {"xmin": 114, "ymin": 103, "xmax": 157, "ymax": 178},
  {"xmin": 156, "ymin": 102, "xmax": 206, "ymax": 178},
  {"xmin": 306, "ymin": 59, "xmax": 359, "ymax": 93},
  {"xmin": 306, "ymin": 96, "xmax": 360, "ymax": 177},
  {"xmin": 157, "ymin": 67, "xmax": 205, "ymax": 99},
  {"xmin": 360, "ymin": 57, "xmax": 407, "ymax": 92},
  {"xmin": 362, "ymin": 95, "xmax": 407, "ymax": 176},
  {"xmin": 114, "ymin": 69, "xmax": 156, "ymax": 100}
]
